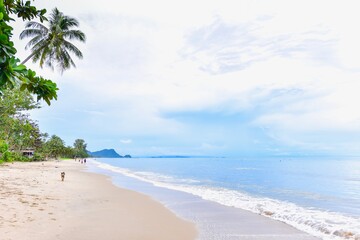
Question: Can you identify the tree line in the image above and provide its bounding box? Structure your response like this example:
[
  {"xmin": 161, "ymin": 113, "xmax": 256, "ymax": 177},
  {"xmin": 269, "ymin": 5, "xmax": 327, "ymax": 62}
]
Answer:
[
  {"xmin": 0, "ymin": 87, "xmax": 89, "ymax": 163},
  {"xmin": 0, "ymin": 1, "xmax": 87, "ymax": 163}
]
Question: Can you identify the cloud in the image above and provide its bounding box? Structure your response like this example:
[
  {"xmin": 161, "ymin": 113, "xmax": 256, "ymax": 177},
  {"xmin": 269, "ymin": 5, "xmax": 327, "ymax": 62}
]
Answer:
[
  {"xmin": 14, "ymin": 0, "xmax": 360, "ymax": 156},
  {"xmin": 182, "ymin": 16, "xmax": 337, "ymax": 75},
  {"xmin": 120, "ymin": 139, "xmax": 132, "ymax": 144}
]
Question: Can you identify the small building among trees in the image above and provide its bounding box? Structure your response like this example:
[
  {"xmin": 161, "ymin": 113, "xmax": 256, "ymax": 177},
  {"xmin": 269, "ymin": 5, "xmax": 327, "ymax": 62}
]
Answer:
[{"xmin": 21, "ymin": 149, "xmax": 34, "ymax": 158}]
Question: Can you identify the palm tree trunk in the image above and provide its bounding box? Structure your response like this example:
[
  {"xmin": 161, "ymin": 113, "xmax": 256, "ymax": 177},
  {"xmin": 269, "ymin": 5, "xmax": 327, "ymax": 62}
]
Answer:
[{"xmin": 21, "ymin": 52, "xmax": 37, "ymax": 65}]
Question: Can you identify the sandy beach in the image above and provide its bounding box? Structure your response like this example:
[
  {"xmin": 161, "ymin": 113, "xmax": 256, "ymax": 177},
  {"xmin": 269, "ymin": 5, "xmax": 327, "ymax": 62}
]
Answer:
[
  {"xmin": 0, "ymin": 161, "xmax": 197, "ymax": 240},
  {"xmin": 0, "ymin": 160, "xmax": 323, "ymax": 240}
]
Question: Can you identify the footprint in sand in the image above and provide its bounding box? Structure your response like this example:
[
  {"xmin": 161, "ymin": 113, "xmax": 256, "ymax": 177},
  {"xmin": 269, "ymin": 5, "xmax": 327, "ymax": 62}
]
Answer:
[{"xmin": 18, "ymin": 198, "xmax": 28, "ymax": 204}]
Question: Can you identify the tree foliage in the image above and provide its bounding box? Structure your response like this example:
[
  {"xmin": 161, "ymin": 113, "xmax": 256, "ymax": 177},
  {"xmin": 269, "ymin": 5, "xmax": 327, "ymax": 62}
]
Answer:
[
  {"xmin": 0, "ymin": 88, "xmax": 90, "ymax": 162},
  {"xmin": 0, "ymin": 86, "xmax": 39, "ymax": 117},
  {"xmin": 0, "ymin": 0, "xmax": 58, "ymax": 105},
  {"xmin": 39, "ymin": 136, "xmax": 89, "ymax": 159},
  {"xmin": 20, "ymin": 8, "xmax": 86, "ymax": 72},
  {"xmin": 32, "ymin": 132, "xmax": 64, "ymax": 160},
  {"xmin": 0, "ymin": 1, "xmax": 88, "ymax": 163},
  {"xmin": 73, "ymin": 138, "xmax": 88, "ymax": 158},
  {"xmin": 40, "ymin": 134, "xmax": 65, "ymax": 159},
  {"xmin": 0, "ymin": 87, "xmax": 42, "ymax": 162}
]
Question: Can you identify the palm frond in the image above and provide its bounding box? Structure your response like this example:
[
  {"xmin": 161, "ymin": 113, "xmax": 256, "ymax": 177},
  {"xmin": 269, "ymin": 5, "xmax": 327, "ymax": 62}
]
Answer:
[
  {"xmin": 31, "ymin": 48, "xmax": 43, "ymax": 63},
  {"xmin": 25, "ymin": 35, "xmax": 44, "ymax": 50},
  {"xmin": 63, "ymin": 41, "xmax": 83, "ymax": 59},
  {"xmin": 20, "ymin": 29, "xmax": 40, "ymax": 39},
  {"xmin": 63, "ymin": 30, "xmax": 86, "ymax": 42},
  {"xmin": 30, "ymin": 38, "xmax": 49, "ymax": 53},
  {"xmin": 62, "ymin": 16, "xmax": 79, "ymax": 29},
  {"xmin": 24, "ymin": 21, "xmax": 48, "ymax": 31},
  {"xmin": 39, "ymin": 46, "xmax": 53, "ymax": 69},
  {"xmin": 21, "ymin": 7, "xmax": 85, "ymax": 71},
  {"xmin": 59, "ymin": 49, "xmax": 76, "ymax": 72},
  {"xmin": 19, "ymin": 28, "xmax": 47, "ymax": 41}
]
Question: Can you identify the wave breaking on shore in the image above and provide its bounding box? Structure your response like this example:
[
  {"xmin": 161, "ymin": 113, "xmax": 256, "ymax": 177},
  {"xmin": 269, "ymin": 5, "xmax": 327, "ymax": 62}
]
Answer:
[{"xmin": 93, "ymin": 160, "xmax": 360, "ymax": 240}]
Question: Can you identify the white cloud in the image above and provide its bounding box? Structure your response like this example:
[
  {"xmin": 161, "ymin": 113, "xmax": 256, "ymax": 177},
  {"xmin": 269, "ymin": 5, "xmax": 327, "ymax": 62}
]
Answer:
[
  {"xmin": 15, "ymin": 0, "xmax": 360, "ymax": 155},
  {"xmin": 120, "ymin": 139, "xmax": 132, "ymax": 144}
]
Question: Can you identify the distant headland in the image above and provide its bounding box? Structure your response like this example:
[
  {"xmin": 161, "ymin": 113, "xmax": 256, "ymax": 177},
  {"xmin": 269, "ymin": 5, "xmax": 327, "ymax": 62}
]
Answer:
[{"xmin": 88, "ymin": 149, "xmax": 131, "ymax": 158}]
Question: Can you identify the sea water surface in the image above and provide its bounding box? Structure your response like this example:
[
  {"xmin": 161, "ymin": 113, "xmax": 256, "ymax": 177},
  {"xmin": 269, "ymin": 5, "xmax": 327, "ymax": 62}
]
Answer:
[{"xmin": 86, "ymin": 157, "xmax": 360, "ymax": 240}]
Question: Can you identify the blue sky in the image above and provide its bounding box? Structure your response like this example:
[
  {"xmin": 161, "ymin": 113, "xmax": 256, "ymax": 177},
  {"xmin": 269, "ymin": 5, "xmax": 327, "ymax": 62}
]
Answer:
[{"xmin": 12, "ymin": 0, "xmax": 360, "ymax": 156}]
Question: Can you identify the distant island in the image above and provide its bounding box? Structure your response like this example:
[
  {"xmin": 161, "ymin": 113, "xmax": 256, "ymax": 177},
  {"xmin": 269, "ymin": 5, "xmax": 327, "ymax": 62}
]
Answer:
[{"xmin": 88, "ymin": 149, "xmax": 131, "ymax": 158}]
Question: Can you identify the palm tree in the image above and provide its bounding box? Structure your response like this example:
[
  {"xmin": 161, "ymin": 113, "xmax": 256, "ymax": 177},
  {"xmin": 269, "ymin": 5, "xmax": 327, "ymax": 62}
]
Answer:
[{"xmin": 20, "ymin": 8, "xmax": 86, "ymax": 73}]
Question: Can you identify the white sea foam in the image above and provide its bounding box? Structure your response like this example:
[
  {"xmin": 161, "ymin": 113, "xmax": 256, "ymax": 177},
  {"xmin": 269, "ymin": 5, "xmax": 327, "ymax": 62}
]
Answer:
[{"xmin": 92, "ymin": 160, "xmax": 360, "ymax": 240}]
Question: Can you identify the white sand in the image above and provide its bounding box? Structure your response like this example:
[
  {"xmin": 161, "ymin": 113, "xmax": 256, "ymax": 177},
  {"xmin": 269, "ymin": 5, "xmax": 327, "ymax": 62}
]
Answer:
[{"xmin": 0, "ymin": 161, "xmax": 197, "ymax": 240}]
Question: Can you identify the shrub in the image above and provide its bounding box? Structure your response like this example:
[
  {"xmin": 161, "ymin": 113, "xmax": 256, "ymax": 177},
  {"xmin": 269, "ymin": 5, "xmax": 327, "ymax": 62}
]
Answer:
[
  {"xmin": 0, "ymin": 141, "xmax": 9, "ymax": 154},
  {"xmin": 32, "ymin": 153, "xmax": 45, "ymax": 161},
  {"xmin": 2, "ymin": 151, "xmax": 13, "ymax": 162}
]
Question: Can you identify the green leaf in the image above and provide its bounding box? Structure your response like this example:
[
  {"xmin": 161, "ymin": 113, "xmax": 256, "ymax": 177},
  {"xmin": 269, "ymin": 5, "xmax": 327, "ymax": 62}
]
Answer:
[
  {"xmin": 13, "ymin": 64, "xmax": 26, "ymax": 71},
  {"xmin": 0, "ymin": 34, "xmax": 8, "ymax": 43},
  {"xmin": 44, "ymin": 98, "xmax": 51, "ymax": 106},
  {"xmin": 20, "ymin": 84, "xmax": 27, "ymax": 91},
  {"xmin": 0, "ymin": 56, "xmax": 6, "ymax": 63}
]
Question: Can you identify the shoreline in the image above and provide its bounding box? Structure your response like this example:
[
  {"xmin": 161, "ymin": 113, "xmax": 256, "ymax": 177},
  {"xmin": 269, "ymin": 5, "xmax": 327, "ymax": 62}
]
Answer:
[
  {"xmin": 0, "ymin": 160, "xmax": 324, "ymax": 240},
  {"xmin": 88, "ymin": 159, "xmax": 321, "ymax": 240},
  {"xmin": 0, "ymin": 161, "xmax": 197, "ymax": 240}
]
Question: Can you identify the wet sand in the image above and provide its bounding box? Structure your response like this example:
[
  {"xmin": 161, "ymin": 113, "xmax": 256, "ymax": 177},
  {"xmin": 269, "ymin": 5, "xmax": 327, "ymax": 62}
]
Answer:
[{"xmin": 90, "ymin": 161, "xmax": 321, "ymax": 240}]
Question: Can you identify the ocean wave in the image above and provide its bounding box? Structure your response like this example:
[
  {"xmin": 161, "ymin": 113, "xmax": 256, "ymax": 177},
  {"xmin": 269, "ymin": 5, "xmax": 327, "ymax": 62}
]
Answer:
[{"xmin": 92, "ymin": 160, "xmax": 360, "ymax": 240}]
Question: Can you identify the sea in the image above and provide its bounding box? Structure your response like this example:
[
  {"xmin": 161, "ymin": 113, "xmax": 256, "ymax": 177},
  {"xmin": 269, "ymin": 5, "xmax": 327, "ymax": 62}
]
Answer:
[{"xmin": 86, "ymin": 156, "xmax": 360, "ymax": 240}]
